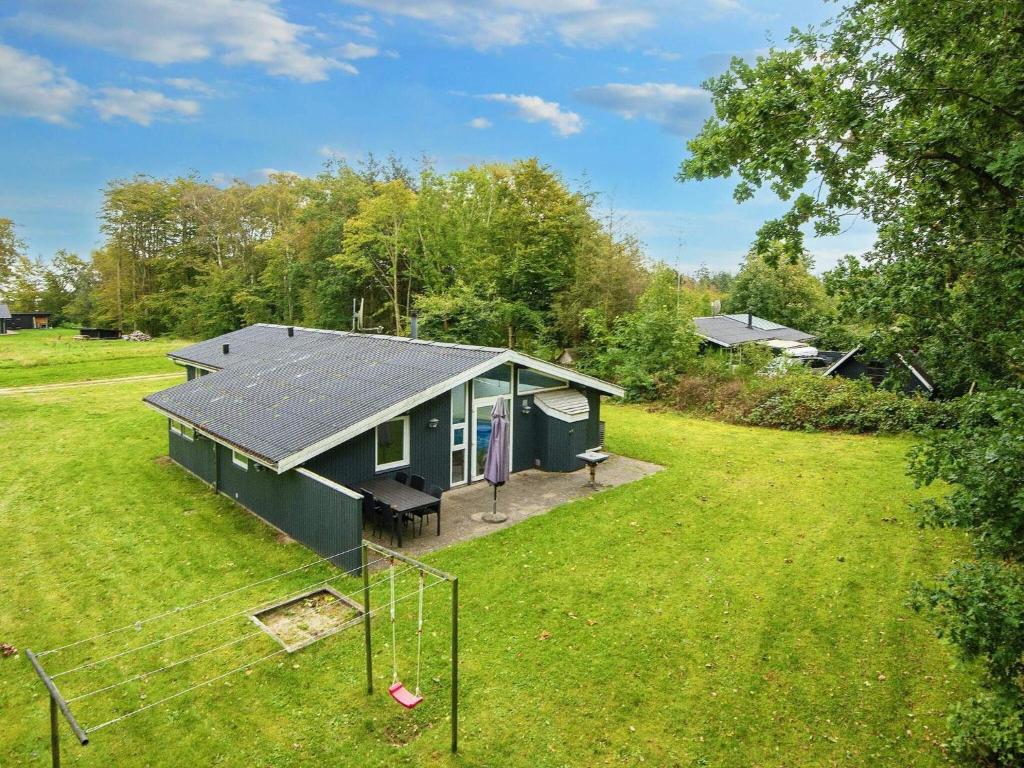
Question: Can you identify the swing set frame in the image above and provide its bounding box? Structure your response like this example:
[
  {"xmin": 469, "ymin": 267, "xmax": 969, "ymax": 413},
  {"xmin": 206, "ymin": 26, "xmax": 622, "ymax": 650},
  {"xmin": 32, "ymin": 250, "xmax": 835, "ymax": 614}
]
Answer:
[
  {"xmin": 360, "ymin": 540, "xmax": 460, "ymax": 753},
  {"xmin": 26, "ymin": 539, "xmax": 459, "ymax": 765}
]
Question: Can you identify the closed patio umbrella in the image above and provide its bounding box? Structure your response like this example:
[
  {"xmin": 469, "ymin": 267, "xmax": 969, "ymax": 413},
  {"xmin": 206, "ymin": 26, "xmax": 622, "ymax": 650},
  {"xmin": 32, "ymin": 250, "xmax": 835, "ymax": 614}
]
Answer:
[{"xmin": 481, "ymin": 397, "xmax": 509, "ymax": 523}]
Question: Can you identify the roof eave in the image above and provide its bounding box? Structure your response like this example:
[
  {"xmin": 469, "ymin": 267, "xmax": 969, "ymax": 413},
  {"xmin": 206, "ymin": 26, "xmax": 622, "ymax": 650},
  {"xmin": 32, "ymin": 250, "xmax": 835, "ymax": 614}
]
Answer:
[{"xmin": 141, "ymin": 398, "xmax": 280, "ymax": 471}]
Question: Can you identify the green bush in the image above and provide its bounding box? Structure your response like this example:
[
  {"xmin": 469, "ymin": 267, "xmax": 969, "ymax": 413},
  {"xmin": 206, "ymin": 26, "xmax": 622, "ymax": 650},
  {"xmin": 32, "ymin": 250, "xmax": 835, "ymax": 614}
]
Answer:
[{"xmin": 672, "ymin": 369, "xmax": 944, "ymax": 434}]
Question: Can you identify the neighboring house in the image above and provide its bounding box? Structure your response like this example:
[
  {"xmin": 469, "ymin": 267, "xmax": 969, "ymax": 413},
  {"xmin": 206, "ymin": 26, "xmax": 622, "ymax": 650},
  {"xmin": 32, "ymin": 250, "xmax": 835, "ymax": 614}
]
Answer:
[
  {"xmin": 0, "ymin": 303, "xmax": 10, "ymax": 334},
  {"xmin": 144, "ymin": 324, "xmax": 623, "ymax": 571},
  {"xmin": 692, "ymin": 313, "xmax": 815, "ymax": 349},
  {"xmin": 823, "ymin": 346, "xmax": 935, "ymax": 397},
  {"xmin": 10, "ymin": 311, "xmax": 52, "ymax": 330}
]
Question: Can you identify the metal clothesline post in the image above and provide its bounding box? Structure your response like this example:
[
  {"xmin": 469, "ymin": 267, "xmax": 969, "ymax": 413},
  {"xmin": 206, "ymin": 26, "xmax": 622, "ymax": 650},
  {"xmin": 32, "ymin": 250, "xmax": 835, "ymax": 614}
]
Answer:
[{"xmin": 26, "ymin": 649, "xmax": 89, "ymax": 768}]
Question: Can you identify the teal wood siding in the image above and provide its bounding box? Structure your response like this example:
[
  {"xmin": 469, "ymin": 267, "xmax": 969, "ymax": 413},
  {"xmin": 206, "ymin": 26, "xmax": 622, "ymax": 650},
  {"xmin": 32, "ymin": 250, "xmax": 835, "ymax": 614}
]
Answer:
[
  {"xmin": 407, "ymin": 390, "xmax": 451, "ymax": 491},
  {"xmin": 168, "ymin": 424, "xmax": 216, "ymax": 484},
  {"xmin": 586, "ymin": 389, "xmax": 601, "ymax": 448},
  {"xmin": 185, "ymin": 365, "xmax": 197, "ymax": 381},
  {"xmin": 216, "ymin": 450, "xmax": 363, "ymax": 572},
  {"xmin": 166, "ymin": 429, "xmax": 362, "ymax": 572},
  {"xmin": 540, "ymin": 415, "xmax": 589, "ymax": 472},
  {"xmin": 307, "ymin": 390, "xmax": 452, "ymax": 492},
  {"xmin": 512, "ymin": 393, "xmax": 538, "ymax": 472},
  {"xmin": 510, "ymin": 388, "xmax": 601, "ymax": 471}
]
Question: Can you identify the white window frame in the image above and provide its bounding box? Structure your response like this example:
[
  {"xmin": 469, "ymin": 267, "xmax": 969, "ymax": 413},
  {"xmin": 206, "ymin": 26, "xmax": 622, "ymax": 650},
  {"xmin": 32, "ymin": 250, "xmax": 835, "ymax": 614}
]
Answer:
[
  {"xmin": 169, "ymin": 419, "xmax": 194, "ymax": 441},
  {"xmin": 232, "ymin": 450, "xmax": 249, "ymax": 470},
  {"xmin": 375, "ymin": 415, "xmax": 411, "ymax": 472},
  {"xmin": 516, "ymin": 367, "xmax": 569, "ymax": 395},
  {"xmin": 450, "ymin": 384, "xmax": 468, "ymax": 487}
]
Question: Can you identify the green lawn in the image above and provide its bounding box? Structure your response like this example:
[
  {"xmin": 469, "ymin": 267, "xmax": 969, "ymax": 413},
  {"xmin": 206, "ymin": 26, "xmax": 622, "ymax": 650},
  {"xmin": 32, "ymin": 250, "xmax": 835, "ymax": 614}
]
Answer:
[
  {"xmin": 0, "ymin": 374, "xmax": 972, "ymax": 766},
  {"xmin": 0, "ymin": 327, "xmax": 186, "ymax": 387}
]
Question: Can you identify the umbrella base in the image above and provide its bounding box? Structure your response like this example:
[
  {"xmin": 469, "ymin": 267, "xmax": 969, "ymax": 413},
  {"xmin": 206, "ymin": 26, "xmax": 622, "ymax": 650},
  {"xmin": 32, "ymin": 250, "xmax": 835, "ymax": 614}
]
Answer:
[{"xmin": 480, "ymin": 512, "xmax": 508, "ymax": 524}]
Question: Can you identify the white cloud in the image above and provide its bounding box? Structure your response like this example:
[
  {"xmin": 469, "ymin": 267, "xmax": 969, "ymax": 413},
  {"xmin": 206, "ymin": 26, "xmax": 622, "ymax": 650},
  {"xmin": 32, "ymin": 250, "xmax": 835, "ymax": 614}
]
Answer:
[
  {"xmin": 13, "ymin": 0, "xmax": 343, "ymax": 82},
  {"xmin": 467, "ymin": 116, "xmax": 492, "ymax": 129},
  {"xmin": 0, "ymin": 43, "xmax": 85, "ymax": 124},
  {"xmin": 342, "ymin": 1, "xmax": 654, "ymax": 49},
  {"xmin": 643, "ymin": 47, "xmax": 682, "ymax": 61},
  {"xmin": 163, "ymin": 77, "xmax": 216, "ymax": 96},
  {"xmin": 483, "ymin": 93, "xmax": 582, "ymax": 136},
  {"xmin": 92, "ymin": 88, "xmax": 200, "ymax": 126},
  {"xmin": 556, "ymin": 8, "xmax": 654, "ymax": 45},
  {"xmin": 318, "ymin": 145, "xmax": 349, "ymax": 160},
  {"xmin": 576, "ymin": 82, "xmax": 710, "ymax": 135},
  {"xmin": 338, "ymin": 42, "xmax": 379, "ymax": 59},
  {"xmin": 332, "ymin": 15, "xmax": 377, "ymax": 38}
]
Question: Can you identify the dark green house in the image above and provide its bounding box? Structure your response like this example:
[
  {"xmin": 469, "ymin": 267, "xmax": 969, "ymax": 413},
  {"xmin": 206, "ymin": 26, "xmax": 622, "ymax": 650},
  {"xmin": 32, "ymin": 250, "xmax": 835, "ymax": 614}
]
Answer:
[{"xmin": 144, "ymin": 324, "xmax": 623, "ymax": 572}]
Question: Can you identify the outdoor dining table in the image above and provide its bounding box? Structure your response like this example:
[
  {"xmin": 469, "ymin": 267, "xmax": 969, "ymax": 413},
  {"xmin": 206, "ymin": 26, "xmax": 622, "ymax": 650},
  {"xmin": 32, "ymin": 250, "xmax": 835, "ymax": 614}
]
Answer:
[{"xmin": 359, "ymin": 476, "xmax": 441, "ymax": 547}]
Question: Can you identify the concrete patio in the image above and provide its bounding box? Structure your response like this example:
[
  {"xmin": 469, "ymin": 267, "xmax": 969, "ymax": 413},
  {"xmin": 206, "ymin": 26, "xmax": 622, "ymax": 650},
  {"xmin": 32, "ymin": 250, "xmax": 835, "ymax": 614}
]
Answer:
[{"xmin": 366, "ymin": 454, "xmax": 663, "ymax": 557}]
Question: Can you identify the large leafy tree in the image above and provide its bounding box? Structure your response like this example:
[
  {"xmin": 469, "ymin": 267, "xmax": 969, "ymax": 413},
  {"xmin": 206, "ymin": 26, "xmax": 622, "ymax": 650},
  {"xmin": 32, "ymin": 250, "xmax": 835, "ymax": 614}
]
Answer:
[
  {"xmin": 679, "ymin": 0, "xmax": 1024, "ymax": 393},
  {"xmin": 0, "ymin": 217, "xmax": 25, "ymax": 294},
  {"xmin": 680, "ymin": 1, "xmax": 1024, "ymax": 763},
  {"xmin": 724, "ymin": 244, "xmax": 831, "ymax": 333}
]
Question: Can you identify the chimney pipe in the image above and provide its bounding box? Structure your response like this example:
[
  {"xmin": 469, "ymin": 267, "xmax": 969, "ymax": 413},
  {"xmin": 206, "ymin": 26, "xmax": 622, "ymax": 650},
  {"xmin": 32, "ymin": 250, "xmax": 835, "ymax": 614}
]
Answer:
[
  {"xmin": 746, "ymin": 312, "xmax": 752, "ymax": 329},
  {"xmin": 410, "ymin": 310, "xmax": 418, "ymax": 340},
  {"xmin": 287, "ymin": 326, "xmax": 294, "ymax": 337},
  {"xmin": 222, "ymin": 343, "xmax": 230, "ymax": 355}
]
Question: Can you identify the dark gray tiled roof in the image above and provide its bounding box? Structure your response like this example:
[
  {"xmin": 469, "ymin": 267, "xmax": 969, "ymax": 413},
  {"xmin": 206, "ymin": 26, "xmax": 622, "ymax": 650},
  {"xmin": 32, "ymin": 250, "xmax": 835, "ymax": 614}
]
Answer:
[
  {"xmin": 692, "ymin": 315, "xmax": 814, "ymax": 347},
  {"xmin": 146, "ymin": 325, "xmax": 506, "ymax": 467},
  {"xmin": 0, "ymin": 303, "xmax": 10, "ymax": 320}
]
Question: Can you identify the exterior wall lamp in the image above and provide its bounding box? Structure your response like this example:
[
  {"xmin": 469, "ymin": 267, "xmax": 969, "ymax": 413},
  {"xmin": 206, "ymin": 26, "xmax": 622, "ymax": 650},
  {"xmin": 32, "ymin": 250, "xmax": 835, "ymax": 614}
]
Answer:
[
  {"xmin": 521, "ymin": 399, "xmax": 532, "ymax": 415},
  {"xmin": 428, "ymin": 417, "xmax": 440, "ymax": 429}
]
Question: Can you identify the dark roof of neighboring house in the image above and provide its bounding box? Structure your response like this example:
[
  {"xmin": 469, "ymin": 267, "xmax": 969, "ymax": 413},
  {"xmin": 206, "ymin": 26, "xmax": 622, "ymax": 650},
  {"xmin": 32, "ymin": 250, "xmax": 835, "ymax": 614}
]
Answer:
[
  {"xmin": 823, "ymin": 346, "xmax": 935, "ymax": 393},
  {"xmin": 692, "ymin": 314, "xmax": 815, "ymax": 348},
  {"xmin": 145, "ymin": 324, "xmax": 623, "ymax": 473},
  {"xmin": 11, "ymin": 310, "xmax": 52, "ymax": 316},
  {"xmin": 0, "ymin": 304, "xmax": 10, "ymax": 320}
]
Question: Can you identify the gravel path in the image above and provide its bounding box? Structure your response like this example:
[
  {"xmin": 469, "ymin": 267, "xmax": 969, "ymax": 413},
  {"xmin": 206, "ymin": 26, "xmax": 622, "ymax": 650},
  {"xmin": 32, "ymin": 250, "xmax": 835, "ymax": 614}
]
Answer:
[{"xmin": 0, "ymin": 372, "xmax": 180, "ymax": 396}]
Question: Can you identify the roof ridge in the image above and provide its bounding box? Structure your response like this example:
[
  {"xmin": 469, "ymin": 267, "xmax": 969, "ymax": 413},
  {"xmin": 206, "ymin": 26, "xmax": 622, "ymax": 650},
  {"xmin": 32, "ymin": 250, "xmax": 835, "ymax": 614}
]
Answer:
[{"xmin": 253, "ymin": 323, "xmax": 507, "ymax": 353}]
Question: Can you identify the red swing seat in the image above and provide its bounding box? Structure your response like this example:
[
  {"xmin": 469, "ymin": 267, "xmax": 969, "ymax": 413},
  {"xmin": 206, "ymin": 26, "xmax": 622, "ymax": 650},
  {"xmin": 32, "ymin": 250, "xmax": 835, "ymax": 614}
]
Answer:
[{"xmin": 389, "ymin": 681, "xmax": 424, "ymax": 709}]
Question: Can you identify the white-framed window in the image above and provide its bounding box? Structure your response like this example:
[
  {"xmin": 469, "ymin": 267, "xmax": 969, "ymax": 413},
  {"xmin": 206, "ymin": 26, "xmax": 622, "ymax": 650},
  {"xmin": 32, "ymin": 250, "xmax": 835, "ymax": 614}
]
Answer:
[
  {"xmin": 517, "ymin": 368, "xmax": 568, "ymax": 394},
  {"xmin": 169, "ymin": 419, "xmax": 194, "ymax": 441},
  {"xmin": 451, "ymin": 383, "xmax": 468, "ymax": 486},
  {"xmin": 375, "ymin": 415, "xmax": 410, "ymax": 472},
  {"xmin": 232, "ymin": 450, "xmax": 249, "ymax": 470}
]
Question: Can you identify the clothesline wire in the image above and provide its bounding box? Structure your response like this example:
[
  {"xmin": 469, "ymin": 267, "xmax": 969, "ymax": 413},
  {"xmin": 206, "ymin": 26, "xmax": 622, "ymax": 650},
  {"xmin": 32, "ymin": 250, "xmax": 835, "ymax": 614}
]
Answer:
[
  {"xmin": 84, "ymin": 575, "xmax": 448, "ymax": 735},
  {"xmin": 39, "ymin": 541, "xmax": 376, "ymax": 658},
  {"xmin": 65, "ymin": 563, "xmax": 421, "ymax": 702},
  {"xmin": 50, "ymin": 560, "xmax": 415, "ymax": 680}
]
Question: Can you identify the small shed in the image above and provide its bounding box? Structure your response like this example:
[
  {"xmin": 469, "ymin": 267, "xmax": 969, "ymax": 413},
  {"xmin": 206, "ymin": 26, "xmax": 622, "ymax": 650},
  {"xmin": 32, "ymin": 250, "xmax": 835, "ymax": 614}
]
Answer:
[
  {"xmin": 10, "ymin": 311, "xmax": 51, "ymax": 330},
  {"xmin": 0, "ymin": 303, "xmax": 10, "ymax": 335},
  {"xmin": 80, "ymin": 327, "xmax": 123, "ymax": 340}
]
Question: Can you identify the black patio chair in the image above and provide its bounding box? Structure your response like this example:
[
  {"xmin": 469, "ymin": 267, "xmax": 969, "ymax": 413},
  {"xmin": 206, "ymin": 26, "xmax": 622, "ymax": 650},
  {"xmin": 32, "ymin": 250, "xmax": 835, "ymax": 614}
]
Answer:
[
  {"xmin": 409, "ymin": 484, "xmax": 442, "ymax": 537},
  {"xmin": 395, "ymin": 471, "xmax": 410, "ymax": 485},
  {"xmin": 409, "ymin": 474, "xmax": 426, "ymax": 492},
  {"xmin": 359, "ymin": 489, "xmax": 396, "ymax": 545}
]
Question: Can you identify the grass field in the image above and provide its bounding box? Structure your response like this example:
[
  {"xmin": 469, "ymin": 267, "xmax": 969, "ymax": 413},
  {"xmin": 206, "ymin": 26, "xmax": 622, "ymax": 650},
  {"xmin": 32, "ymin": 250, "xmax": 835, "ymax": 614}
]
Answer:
[
  {"xmin": 0, "ymin": 327, "xmax": 184, "ymax": 387},
  {"xmin": 0, "ymin": 352, "xmax": 973, "ymax": 767}
]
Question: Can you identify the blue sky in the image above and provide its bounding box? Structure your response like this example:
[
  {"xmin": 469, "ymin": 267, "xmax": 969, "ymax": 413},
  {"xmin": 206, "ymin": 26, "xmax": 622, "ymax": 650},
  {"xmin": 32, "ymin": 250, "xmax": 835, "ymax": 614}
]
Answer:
[{"xmin": 0, "ymin": 0, "xmax": 872, "ymax": 274}]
